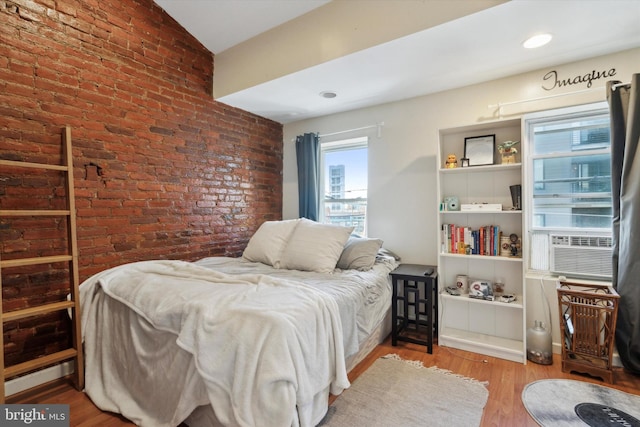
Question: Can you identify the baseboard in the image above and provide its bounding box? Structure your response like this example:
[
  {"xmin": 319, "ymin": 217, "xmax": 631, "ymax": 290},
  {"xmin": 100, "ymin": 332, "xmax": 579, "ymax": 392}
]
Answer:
[
  {"xmin": 612, "ymin": 352, "xmax": 622, "ymax": 368},
  {"xmin": 5, "ymin": 361, "xmax": 75, "ymax": 397}
]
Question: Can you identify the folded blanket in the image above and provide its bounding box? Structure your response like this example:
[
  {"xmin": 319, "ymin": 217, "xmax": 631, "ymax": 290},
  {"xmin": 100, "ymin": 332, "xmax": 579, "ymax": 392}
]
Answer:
[{"xmin": 80, "ymin": 260, "xmax": 349, "ymax": 427}]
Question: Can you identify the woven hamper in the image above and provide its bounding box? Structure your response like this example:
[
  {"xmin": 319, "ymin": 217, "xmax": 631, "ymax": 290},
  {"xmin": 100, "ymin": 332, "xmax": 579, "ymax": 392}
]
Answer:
[{"xmin": 556, "ymin": 280, "xmax": 619, "ymax": 383}]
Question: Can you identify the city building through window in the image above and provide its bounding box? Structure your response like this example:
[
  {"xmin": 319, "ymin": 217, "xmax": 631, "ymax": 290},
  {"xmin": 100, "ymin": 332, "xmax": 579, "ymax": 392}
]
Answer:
[
  {"xmin": 525, "ymin": 102, "xmax": 613, "ymax": 278},
  {"xmin": 320, "ymin": 137, "xmax": 368, "ymax": 235}
]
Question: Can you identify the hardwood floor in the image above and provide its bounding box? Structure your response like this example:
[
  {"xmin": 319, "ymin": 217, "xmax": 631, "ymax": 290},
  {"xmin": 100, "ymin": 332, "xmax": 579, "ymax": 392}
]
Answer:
[{"xmin": 9, "ymin": 337, "xmax": 640, "ymax": 426}]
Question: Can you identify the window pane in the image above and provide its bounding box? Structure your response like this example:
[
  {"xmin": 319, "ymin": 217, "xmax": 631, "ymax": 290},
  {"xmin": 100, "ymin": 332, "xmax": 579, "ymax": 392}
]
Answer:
[
  {"xmin": 532, "ymin": 116, "xmax": 610, "ymax": 155},
  {"xmin": 525, "ymin": 103, "xmax": 613, "ymax": 279},
  {"xmin": 530, "ymin": 110, "xmax": 612, "ymax": 231},
  {"xmin": 321, "ymin": 144, "xmax": 367, "ymax": 235},
  {"xmin": 532, "ymin": 154, "xmax": 611, "ymax": 197}
]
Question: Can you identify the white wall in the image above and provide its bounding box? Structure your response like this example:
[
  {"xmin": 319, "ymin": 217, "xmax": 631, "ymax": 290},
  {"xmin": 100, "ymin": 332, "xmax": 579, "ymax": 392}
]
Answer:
[
  {"xmin": 284, "ymin": 48, "xmax": 638, "ymax": 264},
  {"xmin": 283, "ymin": 47, "xmax": 639, "ymax": 351}
]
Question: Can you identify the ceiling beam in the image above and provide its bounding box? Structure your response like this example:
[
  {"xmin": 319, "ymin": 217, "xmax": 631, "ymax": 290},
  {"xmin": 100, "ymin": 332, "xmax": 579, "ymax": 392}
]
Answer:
[{"xmin": 213, "ymin": 0, "xmax": 507, "ymax": 99}]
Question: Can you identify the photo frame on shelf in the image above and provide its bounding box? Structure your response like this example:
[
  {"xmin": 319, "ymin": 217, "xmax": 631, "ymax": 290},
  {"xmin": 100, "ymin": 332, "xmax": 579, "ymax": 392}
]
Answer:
[{"xmin": 464, "ymin": 134, "xmax": 495, "ymax": 166}]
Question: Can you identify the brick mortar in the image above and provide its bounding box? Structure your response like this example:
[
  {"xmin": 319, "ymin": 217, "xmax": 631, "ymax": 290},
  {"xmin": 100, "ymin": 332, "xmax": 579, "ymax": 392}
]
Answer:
[{"xmin": 0, "ymin": 0, "xmax": 283, "ymax": 367}]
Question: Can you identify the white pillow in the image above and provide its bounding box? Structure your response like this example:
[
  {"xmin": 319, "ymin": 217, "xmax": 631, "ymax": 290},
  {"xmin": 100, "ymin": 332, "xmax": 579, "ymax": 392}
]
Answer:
[
  {"xmin": 337, "ymin": 236, "xmax": 384, "ymax": 271},
  {"xmin": 242, "ymin": 219, "xmax": 301, "ymax": 267},
  {"xmin": 279, "ymin": 219, "xmax": 354, "ymax": 273}
]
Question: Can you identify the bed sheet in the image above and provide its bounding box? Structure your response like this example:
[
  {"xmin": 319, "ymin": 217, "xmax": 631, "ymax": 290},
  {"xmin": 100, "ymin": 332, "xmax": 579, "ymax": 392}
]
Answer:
[
  {"xmin": 195, "ymin": 256, "xmax": 398, "ymax": 359},
  {"xmin": 80, "ymin": 255, "xmax": 398, "ymax": 427}
]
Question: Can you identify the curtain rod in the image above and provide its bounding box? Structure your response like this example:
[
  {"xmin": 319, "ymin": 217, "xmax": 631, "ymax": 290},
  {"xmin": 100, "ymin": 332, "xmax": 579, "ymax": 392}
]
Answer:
[
  {"xmin": 291, "ymin": 122, "xmax": 384, "ymax": 142},
  {"xmin": 488, "ymin": 87, "xmax": 601, "ymax": 111},
  {"xmin": 319, "ymin": 122, "xmax": 384, "ymax": 139},
  {"xmin": 488, "ymin": 81, "xmax": 631, "ymax": 114},
  {"xmin": 612, "ymin": 81, "xmax": 631, "ymax": 91}
]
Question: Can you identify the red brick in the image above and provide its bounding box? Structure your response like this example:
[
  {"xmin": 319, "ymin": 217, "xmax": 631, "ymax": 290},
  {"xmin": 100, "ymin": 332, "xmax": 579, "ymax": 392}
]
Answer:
[{"xmin": 1, "ymin": 0, "xmax": 282, "ymax": 367}]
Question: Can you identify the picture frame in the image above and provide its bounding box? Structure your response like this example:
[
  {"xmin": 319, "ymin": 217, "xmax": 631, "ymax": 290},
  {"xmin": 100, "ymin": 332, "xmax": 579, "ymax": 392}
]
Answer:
[{"xmin": 464, "ymin": 134, "xmax": 495, "ymax": 166}]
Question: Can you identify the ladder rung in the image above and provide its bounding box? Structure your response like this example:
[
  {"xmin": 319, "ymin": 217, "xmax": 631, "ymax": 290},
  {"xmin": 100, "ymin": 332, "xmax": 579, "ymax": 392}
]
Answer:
[
  {"xmin": 2, "ymin": 301, "xmax": 76, "ymax": 323},
  {"xmin": 0, "ymin": 159, "xmax": 68, "ymax": 171},
  {"xmin": 0, "ymin": 126, "xmax": 84, "ymax": 400},
  {"xmin": 0, "ymin": 255, "xmax": 72, "ymax": 268},
  {"xmin": 0, "ymin": 210, "xmax": 71, "ymax": 217},
  {"xmin": 4, "ymin": 349, "xmax": 77, "ymax": 378}
]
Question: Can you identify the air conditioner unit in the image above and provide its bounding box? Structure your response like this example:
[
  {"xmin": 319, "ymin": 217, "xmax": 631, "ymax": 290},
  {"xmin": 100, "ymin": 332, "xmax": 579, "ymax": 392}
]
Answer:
[{"xmin": 550, "ymin": 234, "xmax": 613, "ymax": 279}]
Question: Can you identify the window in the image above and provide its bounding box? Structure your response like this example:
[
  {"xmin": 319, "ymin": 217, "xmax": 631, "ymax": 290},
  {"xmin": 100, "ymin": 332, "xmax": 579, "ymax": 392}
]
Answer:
[
  {"xmin": 319, "ymin": 137, "xmax": 368, "ymax": 235},
  {"xmin": 525, "ymin": 103, "xmax": 613, "ymax": 278}
]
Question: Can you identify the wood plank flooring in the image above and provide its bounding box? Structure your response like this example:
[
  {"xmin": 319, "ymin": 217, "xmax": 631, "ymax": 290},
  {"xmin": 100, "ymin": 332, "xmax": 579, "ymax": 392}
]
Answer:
[{"xmin": 8, "ymin": 337, "xmax": 640, "ymax": 426}]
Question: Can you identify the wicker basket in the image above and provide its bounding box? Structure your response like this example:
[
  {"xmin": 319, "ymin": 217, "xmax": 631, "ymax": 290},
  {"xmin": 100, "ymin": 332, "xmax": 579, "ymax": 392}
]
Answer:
[{"xmin": 556, "ymin": 280, "xmax": 619, "ymax": 383}]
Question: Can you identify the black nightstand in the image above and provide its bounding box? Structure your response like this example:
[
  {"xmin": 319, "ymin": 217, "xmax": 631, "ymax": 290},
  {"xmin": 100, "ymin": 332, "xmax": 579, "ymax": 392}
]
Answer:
[{"xmin": 390, "ymin": 264, "xmax": 438, "ymax": 353}]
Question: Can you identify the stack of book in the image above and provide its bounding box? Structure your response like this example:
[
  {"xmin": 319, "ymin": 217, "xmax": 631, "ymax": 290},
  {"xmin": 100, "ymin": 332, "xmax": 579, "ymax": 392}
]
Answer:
[{"xmin": 440, "ymin": 223, "xmax": 502, "ymax": 256}]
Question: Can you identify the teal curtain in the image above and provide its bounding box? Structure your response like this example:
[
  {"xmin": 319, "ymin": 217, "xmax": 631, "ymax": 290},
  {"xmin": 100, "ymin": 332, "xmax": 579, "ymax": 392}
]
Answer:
[
  {"xmin": 607, "ymin": 73, "xmax": 640, "ymax": 373},
  {"xmin": 295, "ymin": 133, "xmax": 320, "ymax": 220}
]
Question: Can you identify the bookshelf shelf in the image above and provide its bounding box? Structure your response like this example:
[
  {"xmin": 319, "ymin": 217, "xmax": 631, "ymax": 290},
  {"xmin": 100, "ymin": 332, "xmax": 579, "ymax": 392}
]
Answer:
[
  {"xmin": 440, "ymin": 292, "xmax": 524, "ymax": 309},
  {"xmin": 438, "ymin": 327, "xmax": 525, "ymax": 363},
  {"xmin": 440, "ymin": 210, "xmax": 522, "ymax": 214},
  {"xmin": 436, "ymin": 118, "xmax": 527, "ymax": 364},
  {"xmin": 439, "ymin": 253, "xmax": 523, "ymax": 262},
  {"xmin": 439, "ymin": 163, "xmax": 522, "ymax": 174}
]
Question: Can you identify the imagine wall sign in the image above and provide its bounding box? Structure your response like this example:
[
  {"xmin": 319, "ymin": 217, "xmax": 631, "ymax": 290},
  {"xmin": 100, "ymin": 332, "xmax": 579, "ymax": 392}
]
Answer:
[{"xmin": 541, "ymin": 68, "xmax": 617, "ymax": 91}]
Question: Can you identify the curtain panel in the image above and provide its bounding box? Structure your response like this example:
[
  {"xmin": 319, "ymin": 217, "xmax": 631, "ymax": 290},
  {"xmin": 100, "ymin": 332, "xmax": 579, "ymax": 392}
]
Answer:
[
  {"xmin": 607, "ymin": 73, "xmax": 640, "ymax": 373},
  {"xmin": 295, "ymin": 133, "xmax": 320, "ymax": 221}
]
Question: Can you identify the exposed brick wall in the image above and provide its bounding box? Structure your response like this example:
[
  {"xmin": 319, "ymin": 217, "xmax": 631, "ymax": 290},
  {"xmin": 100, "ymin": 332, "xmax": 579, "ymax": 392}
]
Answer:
[{"xmin": 0, "ymin": 0, "xmax": 283, "ymax": 368}]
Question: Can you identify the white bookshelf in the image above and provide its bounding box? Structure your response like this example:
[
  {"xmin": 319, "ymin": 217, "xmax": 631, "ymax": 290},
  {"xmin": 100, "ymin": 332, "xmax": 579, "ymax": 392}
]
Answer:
[{"xmin": 437, "ymin": 118, "xmax": 527, "ymax": 364}]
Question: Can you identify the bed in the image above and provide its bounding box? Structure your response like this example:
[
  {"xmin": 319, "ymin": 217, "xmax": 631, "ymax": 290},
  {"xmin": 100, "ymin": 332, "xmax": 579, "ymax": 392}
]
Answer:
[{"xmin": 79, "ymin": 218, "xmax": 399, "ymax": 427}]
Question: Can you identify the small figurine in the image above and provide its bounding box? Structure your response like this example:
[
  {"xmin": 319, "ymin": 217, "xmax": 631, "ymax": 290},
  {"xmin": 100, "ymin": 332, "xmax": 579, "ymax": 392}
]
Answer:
[
  {"xmin": 498, "ymin": 141, "xmax": 520, "ymax": 164},
  {"xmin": 509, "ymin": 233, "xmax": 521, "ymax": 257},
  {"xmin": 445, "ymin": 154, "xmax": 458, "ymax": 168}
]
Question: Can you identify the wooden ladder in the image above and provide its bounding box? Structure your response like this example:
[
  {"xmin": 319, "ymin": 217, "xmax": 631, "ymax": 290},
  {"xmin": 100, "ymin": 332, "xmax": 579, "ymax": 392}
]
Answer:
[{"xmin": 0, "ymin": 126, "xmax": 84, "ymax": 402}]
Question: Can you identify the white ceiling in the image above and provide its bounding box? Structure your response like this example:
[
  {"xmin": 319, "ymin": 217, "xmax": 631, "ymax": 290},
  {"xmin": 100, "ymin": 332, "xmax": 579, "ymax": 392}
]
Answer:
[
  {"xmin": 155, "ymin": 0, "xmax": 640, "ymax": 124},
  {"xmin": 154, "ymin": 0, "xmax": 330, "ymax": 54}
]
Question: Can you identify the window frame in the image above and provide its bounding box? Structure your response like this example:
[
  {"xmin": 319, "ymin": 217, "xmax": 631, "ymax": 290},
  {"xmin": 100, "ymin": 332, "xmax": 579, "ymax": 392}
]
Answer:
[
  {"xmin": 319, "ymin": 136, "xmax": 369, "ymax": 235},
  {"xmin": 524, "ymin": 102, "xmax": 612, "ymax": 235},
  {"xmin": 524, "ymin": 102, "xmax": 613, "ymax": 278}
]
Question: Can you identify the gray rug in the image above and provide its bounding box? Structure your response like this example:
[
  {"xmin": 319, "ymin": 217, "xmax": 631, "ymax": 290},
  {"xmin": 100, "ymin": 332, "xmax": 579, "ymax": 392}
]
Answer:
[
  {"xmin": 318, "ymin": 354, "xmax": 489, "ymax": 427},
  {"xmin": 522, "ymin": 379, "xmax": 640, "ymax": 426}
]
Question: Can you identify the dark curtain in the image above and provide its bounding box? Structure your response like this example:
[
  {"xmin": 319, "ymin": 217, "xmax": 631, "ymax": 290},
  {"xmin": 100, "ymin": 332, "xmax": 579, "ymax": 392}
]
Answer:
[
  {"xmin": 295, "ymin": 133, "xmax": 320, "ymax": 221},
  {"xmin": 607, "ymin": 73, "xmax": 640, "ymax": 373}
]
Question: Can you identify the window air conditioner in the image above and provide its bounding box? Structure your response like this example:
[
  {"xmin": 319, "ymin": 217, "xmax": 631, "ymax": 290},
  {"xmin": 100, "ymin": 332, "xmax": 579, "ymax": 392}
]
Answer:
[{"xmin": 550, "ymin": 235, "xmax": 613, "ymax": 279}]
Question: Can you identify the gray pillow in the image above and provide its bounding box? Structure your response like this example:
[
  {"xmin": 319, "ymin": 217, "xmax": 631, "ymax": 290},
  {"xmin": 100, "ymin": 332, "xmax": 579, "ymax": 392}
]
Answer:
[
  {"xmin": 242, "ymin": 219, "xmax": 301, "ymax": 267},
  {"xmin": 279, "ymin": 219, "xmax": 354, "ymax": 273},
  {"xmin": 337, "ymin": 236, "xmax": 384, "ymax": 271}
]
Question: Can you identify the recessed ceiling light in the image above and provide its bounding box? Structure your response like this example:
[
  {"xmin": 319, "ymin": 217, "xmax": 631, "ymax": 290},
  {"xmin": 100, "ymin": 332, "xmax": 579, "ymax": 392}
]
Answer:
[
  {"xmin": 523, "ymin": 33, "xmax": 552, "ymax": 49},
  {"xmin": 320, "ymin": 91, "xmax": 337, "ymax": 99}
]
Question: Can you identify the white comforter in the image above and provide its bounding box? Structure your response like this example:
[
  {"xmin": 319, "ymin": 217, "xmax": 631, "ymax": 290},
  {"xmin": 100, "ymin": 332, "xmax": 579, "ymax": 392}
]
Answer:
[
  {"xmin": 80, "ymin": 256, "xmax": 398, "ymax": 427},
  {"xmin": 81, "ymin": 260, "xmax": 350, "ymax": 427}
]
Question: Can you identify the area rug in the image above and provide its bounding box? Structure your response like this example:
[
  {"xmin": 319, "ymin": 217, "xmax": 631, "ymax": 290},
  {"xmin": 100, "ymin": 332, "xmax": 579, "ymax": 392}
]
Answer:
[
  {"xmin": 522, "ymin": 379, "xmax": 640, "ymax": 426},
  {"xmin": 318, "ymin": 354, "xmax": 489, "ymax": 427}
]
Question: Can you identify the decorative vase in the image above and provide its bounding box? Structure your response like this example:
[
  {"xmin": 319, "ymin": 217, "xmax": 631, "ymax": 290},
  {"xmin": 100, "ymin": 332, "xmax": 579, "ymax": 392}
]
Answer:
[{"xmin": 526, "ymin": 320, "xmax": 552, "ymax": 365}]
